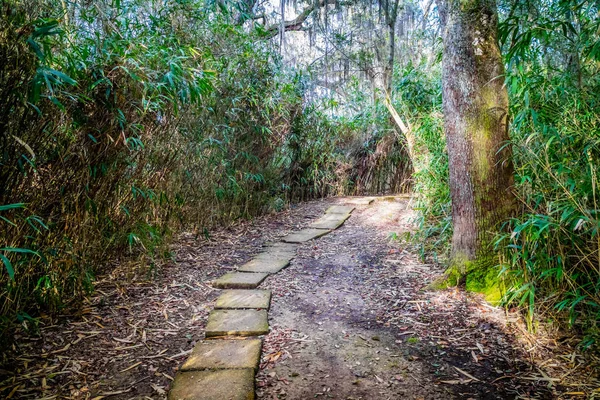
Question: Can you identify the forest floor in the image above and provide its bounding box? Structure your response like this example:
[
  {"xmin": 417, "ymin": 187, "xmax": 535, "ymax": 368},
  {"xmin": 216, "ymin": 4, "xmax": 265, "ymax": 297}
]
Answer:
[{"xmin": 2, "ymin": 196, "xmax": 599, "ymax": 399}]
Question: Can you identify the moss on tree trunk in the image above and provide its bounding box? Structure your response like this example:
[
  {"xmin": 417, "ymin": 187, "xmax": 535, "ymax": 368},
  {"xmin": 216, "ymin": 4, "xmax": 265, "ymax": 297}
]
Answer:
[{"xmin": 437, "ymin": 0, "xmax": 516, "ymax": 285}]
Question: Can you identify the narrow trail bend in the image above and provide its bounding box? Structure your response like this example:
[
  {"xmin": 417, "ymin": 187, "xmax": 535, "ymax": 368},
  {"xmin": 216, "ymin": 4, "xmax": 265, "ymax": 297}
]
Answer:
[
  {"xmin": 4, "ymin": 196, "xmax": 589, "ymax": 399},
  {"xmin": 255, "ymin": 197, "xmax": 554, "ymax": 399}
]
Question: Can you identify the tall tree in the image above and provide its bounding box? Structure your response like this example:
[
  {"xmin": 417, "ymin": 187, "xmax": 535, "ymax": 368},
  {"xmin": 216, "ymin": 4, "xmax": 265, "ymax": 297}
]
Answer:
[
  {"xmin": 437, "ymin": 0, "xmax": 515, "ymax": 273},
  {"xmin": 379, "ymin": 0, "xmax": 416, "ymax": 163}
]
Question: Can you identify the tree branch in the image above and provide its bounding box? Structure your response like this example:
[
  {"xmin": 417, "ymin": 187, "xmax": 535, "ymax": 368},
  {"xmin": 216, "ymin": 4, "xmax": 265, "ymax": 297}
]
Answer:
[
  {"xmin": 258, "ymin": 0, "xmax": 354, "ymax": 39},
  {"xmin": 263, "ymin": 3, "xmax": 316, "ymax": 37}
]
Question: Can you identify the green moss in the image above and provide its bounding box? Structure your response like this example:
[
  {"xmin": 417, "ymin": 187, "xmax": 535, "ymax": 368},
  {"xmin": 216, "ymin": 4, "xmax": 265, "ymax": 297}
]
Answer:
[
  {"xmin": 426, "ymin": 252, "xmax": 467, "ymax": 290},
  {"xmin": 467, "ymin": 85, "xmax": 509, "ymax": 183},
  {"xmin": 429, "ymin": 254, "xmax": 504, "ymax": 305},
  {"xmin": 428, "ymin": 268, "xmax": 461, "ymax": 290},
  {"xmin": 465, "ymin": 264, "xmax": 503, "ymax": 305},
  {"xmin": 468, "ymin": 120, "xmax": 491, "ymax": 181}
]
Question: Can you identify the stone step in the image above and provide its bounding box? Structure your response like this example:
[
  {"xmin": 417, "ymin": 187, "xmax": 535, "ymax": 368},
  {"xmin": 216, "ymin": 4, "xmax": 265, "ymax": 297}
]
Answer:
[
  {"xmin": 212, "ymin": 272, "xmax": 268, "ymax": 289},
  {"xmin": 310, "ymin": 213, "xmax": 351, "ymax": 230},
  {"xmin": 238, "ymin": 258, "xmax": 290, "ymax": 274},
  {"xmin": 326, "ymin": 205, "xmax": 355, "ymax": 214},
  {"xmin": 215, "ymin": 290, "xmax": 271, "ymax": 310},
  {"xmin": 282, "ymin": 228, "xmax": 331, "ymax": 243},
  {"xmin": 252, "ymin": 252, "xmax": 295, "ymax": 261},
  {"xmin": 346, "ymin": 197, "xmax": 375, "ymax": 205},
  {"xmin": 168, "ymin": 369, "xmax": 255, "ymax": 400},
  {"xmin": 205, "ymin": 309, "xmax": 269, "ymax": 337},
  {"xmin": 255, "ymin": 246, "xmax": 296, "ymax": 256},
  {"xmin": 181, "ymin": 339, "xmax": 262, "ymax": 372},
  {"xmin": 265, "ymin": 241, "xmax": 298, "ymax": 249},
  {"xmin": 261, "ymin": 243, "xmax": 298, "ymax": 254}
]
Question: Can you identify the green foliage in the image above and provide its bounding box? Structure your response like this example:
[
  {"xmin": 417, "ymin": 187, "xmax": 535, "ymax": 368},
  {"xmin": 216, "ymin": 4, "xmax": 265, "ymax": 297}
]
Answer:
[
  {"xmin": 407, "ymin": 0, "xmax": 600, "ymax": 345},
  {"xmin": 0, "ymin": 0, "xmax": 295, "ymax": 330},
  {"xmin": 497, "ymin": 68, "xmax": 600, "ymax": 342},
  {"xmin": 339, "ymin": 77, "xmax": 414, "ymax": 195},
  {"xmin": 392, "ymin": 63, "xmax": 451, "ymax": 261},
  {"xmin": 493, "ymin": 0, "xmax": 600, "ymax": 345},
  {"xmin": 0, "ymin": 0, "xmax": 408, "ymax": 339},
  {"xmin": 285, "ymin": 103, "xmax": 344, "ymax": 200}
]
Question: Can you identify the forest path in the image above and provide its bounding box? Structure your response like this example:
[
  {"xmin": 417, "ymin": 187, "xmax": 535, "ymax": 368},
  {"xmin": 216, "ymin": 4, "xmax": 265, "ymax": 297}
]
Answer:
[
  {"xmin": 254, "ymin": 197, "xmax": 555, "ymax": 399},
  {"xmin": 3, "ymin": 197, "xmax": 586, "ymax": 399}
]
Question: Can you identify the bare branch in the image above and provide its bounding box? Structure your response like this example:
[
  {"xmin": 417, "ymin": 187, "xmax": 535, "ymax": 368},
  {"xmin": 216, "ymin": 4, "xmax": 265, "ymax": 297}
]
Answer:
[
  {"xmin": 257, "ymin": 0, "xmax": 354, "ymax": 39},
  {"xmin": 263, "ymin": 3, "xmax": 316, "ymax": 37}
]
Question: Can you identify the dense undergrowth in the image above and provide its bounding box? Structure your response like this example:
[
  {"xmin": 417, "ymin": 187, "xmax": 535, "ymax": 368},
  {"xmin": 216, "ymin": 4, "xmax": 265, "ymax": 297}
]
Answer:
[
  {"xmin": 0, "ymin": 0, "xmax": 409, "ymax": 339},
  {"xmin": 2, "ymin": 0, "xmax": 598, "ymax": 352},
  {"xmin": 408, "ymin": 0, "xmax": 600, "ymax": 346}
]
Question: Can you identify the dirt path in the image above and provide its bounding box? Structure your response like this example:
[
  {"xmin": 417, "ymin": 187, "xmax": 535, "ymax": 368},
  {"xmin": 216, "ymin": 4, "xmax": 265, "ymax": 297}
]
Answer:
[
  {"xmin": 2, "ymin": 197, "xmax": 598, "ymax": 399},
  {"xmin": 257, "ymin": 197, "xmax": 555, "ymax": 400}
]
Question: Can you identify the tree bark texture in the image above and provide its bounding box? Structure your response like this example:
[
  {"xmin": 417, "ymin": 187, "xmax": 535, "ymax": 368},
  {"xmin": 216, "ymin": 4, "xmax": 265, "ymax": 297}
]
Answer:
[{"xmin": 437, "ymin": 0, "xmax": 515, "ymax": 271}]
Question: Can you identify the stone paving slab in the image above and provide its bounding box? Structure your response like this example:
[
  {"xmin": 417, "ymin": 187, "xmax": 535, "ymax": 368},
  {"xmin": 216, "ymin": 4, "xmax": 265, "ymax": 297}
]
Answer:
[
  {"xmin": 268, "ymin": 241, "xmax": 298, "ymax": 248},
  {"xmin": 263, "ymin": 243, "xmax": 298, "ymax": 253},
  {"xmin": 282, "ymin": 228, "xmax": 331, "ymax": 243},
  {"xmin": 346, "ymin": 197, "xmax": 375, "ymax": 205},
  {"xmin": 238, "ymin": 258, "xmax": 290, "ymax": 274},
  {"xmin": 326, "ymin": 205, "xmax": 355, "ymax": 214},
  {"xmin": 213, "ymin": 272, "xmax": 268, "ymax": 289},
  {"xmin": 205, "ymin": 309, "xmax": 269, "ymax": 337},
  {"xmin": 215, "ymin": 290, "xmax": 271, "ymax": 310},
  {"xmin": 253, "ymin": 251, "xmax": 295, "ymax": 262},
  {"xmin": 310, "ymin": 213, "xmax": 351, "ymax": 230},
  {"xmin": 257, "ymin": 250, "xmax": 296, "ymax": 258},
  {"xmin": 168, "ymin": 369, "xmax": 255, "ymax": 400},
  {"xmin": 182, "ymin": 339, "xmax": 262, "ymax": 371},
  {"xmin": 255, "ymin": 246, "xmax": 296, "ymax": 258}
]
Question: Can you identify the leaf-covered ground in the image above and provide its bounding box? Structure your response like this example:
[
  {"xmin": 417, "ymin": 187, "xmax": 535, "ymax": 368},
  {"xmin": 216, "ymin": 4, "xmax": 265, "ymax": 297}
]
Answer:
[{"xmin": 1, "ymin": 197, "xmax": 598, "ymax": 399}]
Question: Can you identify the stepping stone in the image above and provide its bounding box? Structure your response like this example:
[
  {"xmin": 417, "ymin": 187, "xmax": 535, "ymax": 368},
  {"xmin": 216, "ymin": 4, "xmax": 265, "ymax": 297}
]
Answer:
[
  {"xmin": 267, "ymin": 242, "xmax": 298, "ymax": 249},
  {"xmin": 182, "ymin": 339, "xmax": 262, "ymax": 371},
  {"xmin": 238, "ymin": 258, "xmax": 290, "ymax": 274},
  {"xmin": 213, "ymin": 272, "xmax": 268, "ymax": 289},
  {"xmin": 254, "ymin": 246, "xmax": 296, "ymax": 260},
  {"xmin": 253, "ymin": 252, "xmax": 295, "ymax": 262},
  {"xmin": 282, "ymin": 228, "xmax": 331, "ymax": 243},
  {"xmin": 262, "ymin": 242, "xmax": 298, "ymax": 253},
  {"xmin": 205, "ymin": 309, "xmax": 269, "ymax": 337},
  {"xmin": 326, "ymin": 205, "xmax": 355, "ymax": 214},
  {"xmin": 215, "ymin": 290, "xmax": 271, "ymax": 310},
  {"xmin": 347, "ymin": 197, "xmax": 375, "ymax": 205},
  {"xmin": 310, "ymin": 213, "xmax": 351, "ymax": 230},
  {"xmin": 168, "ymin": 369, "xmax": 254, "ymax": 400},
  {"xmin": 255, "ymin": 247, "xmax": 296, "ymax": 257}
]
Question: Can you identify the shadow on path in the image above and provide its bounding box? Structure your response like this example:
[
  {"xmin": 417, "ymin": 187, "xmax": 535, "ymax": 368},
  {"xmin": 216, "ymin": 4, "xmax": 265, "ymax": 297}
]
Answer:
[
  {"xmin": 258, "ymin": 198, "xmax": 560, "ymax": 399},
  {"xmin": 1, "ymin": 196, "xmax": 595, "ymax": 399}
]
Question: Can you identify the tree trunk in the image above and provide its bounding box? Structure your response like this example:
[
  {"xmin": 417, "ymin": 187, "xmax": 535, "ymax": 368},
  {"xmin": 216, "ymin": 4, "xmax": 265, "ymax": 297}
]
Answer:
[
  {"xmin": 379, "ymin": 0, "xmax": 417, "ymax": 174},
  {"xmin": 437, "ymin": 0, "xmax": 515, "ymax": 272}
]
